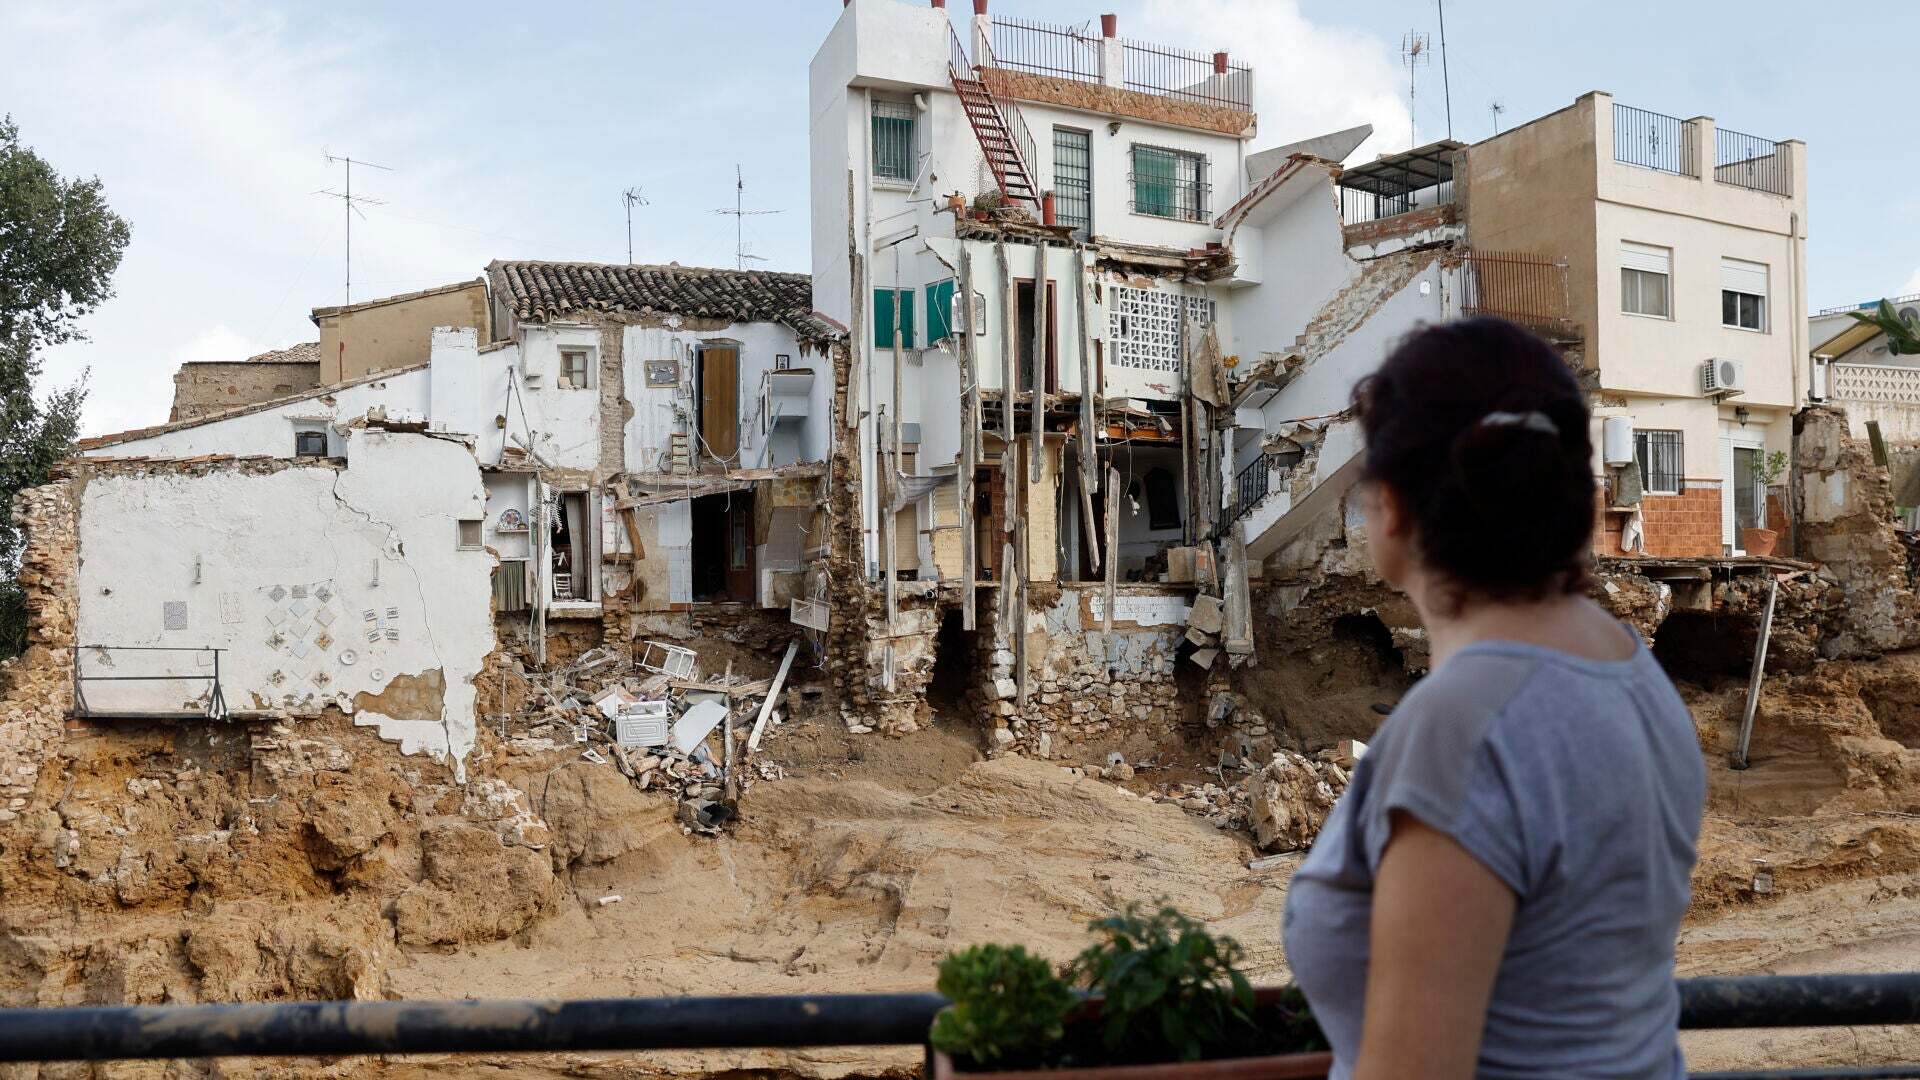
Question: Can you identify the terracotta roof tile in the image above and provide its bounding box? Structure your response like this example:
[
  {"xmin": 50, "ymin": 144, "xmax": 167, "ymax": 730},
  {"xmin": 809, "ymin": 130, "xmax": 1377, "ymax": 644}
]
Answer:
[{"xmin": 487, "ymin": 260, "xmax": 843, "ymax": 344}]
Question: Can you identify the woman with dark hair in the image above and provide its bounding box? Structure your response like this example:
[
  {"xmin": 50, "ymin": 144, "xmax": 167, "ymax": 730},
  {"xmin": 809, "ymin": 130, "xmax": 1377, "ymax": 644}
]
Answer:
[{"xmin": 1282, "ymin": 318, "xmax": 1705, "ymax": 1079}]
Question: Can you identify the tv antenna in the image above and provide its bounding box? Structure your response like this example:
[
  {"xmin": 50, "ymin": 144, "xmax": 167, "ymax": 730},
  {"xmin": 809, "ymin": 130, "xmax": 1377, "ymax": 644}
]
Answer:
[
  {"xmin": 1400, "ymin": 31, "xmax": 1430, "ymax": 147},
  {"xmin": 1434, "ymin": 0, "xmax": 1454, "ymax": 139},
  {"xmin": 1489, "ymin": 100, "xmax": 1508, "ymax": 135},
  {"xmin": 316, "ymin": 151, "xmax": 391, "ymax": 305},
  {"xmin": 622, "ymin": 187, "xmax": 649, "ymax": 264},
  {"xmin": 711, "ymin": 165, "xmax": 782, "ymax": 270}
]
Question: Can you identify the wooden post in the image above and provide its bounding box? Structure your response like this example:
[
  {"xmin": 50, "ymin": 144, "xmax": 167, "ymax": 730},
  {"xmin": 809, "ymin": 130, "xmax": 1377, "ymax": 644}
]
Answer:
[
  {"xmin": 880, "ymin": 410, "xmax": 896, "ymax": 634},
  {"xmin": 1103, "ymin": 465, "xmax": 1119, "ymax": 671},
  {"xmin": 1030, "ymin": 241, "xmax": 1047, "ymax": 486},
  {"xmin": 998, "ymin": 243, "xmax": 1019, "ymax": 634},
  {"xmin": 746, "ymin": 640, "xmax": 798, "ymax": 753},
  {"xmin": 958, "ymin": 246, "xmax": 980, "ymax": 630},
  {"xmin": 1075, "ymin": 250, "xmax": 1101, "ymax": 575},
  {"xmin": 997, "ymin": 242, "xmax": 1016, "ymax": 453},
  {"xmin": 1731, "ymin": 578, "xmax": 1779, "ymax": 770},
  {"xmin": 1179, "ymin": 315, "xmax": 1196, "ymax": 546}
]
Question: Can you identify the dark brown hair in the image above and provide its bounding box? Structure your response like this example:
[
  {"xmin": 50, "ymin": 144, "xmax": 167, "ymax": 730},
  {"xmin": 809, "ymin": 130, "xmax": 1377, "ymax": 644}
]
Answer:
[{"xmin": 1351, "ymin": 317, "xmax": 1594, "ymax": 604}]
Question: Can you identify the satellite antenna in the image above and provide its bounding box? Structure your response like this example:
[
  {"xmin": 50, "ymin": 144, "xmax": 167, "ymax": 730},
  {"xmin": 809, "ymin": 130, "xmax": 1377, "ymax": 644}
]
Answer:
[
  {"xmin": 1400, "ymin": 31, "xmax": 1430, "ymax": 147},
  {"xmin": 1489, "ymin": 100, "xmax": 1508, "ymax": 136},
  {"xmin": 622, "ymin": 187, "xmax": 649, "ymax": 265},
  {"xmin": 316, "ymin": 150, "xmax": 391, "ymax": 305},
  {"xmin": 710, "ymin": 165, "xmax": 782, "ymax": 271}
]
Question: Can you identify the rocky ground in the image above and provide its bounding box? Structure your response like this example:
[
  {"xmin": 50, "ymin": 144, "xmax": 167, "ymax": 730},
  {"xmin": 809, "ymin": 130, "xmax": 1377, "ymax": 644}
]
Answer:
[{"xmin": 5, "ymin": 610, "xmax": 1920, "ymax": 1078}]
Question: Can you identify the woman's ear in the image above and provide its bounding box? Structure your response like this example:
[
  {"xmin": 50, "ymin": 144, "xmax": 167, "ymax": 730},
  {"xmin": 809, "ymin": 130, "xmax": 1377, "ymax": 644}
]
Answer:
[{"xmin": 1371, "ymin": 481, "xmax": 1413, "ymax": 541}]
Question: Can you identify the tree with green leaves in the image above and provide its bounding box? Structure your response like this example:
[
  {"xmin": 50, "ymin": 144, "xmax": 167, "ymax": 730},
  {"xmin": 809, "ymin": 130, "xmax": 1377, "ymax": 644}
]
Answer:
[
  {"xmin": 1845, "ymin": 298, "xmax": 1920, "ymax": 357},
  {"xmin": 0, "ymin": 114, "xmax": 130, "ymax": 656}
]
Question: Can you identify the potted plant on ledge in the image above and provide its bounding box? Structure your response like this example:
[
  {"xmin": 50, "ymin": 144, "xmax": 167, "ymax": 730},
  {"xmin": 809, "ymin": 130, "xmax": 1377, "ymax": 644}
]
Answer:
[
  {"xmin": 1740, "ymin": 450, "xmax": 1788, "ymax": 558},
  {"xmin": 928, "ymin": 905, "xmax": 1330, "ymax": 1079}
]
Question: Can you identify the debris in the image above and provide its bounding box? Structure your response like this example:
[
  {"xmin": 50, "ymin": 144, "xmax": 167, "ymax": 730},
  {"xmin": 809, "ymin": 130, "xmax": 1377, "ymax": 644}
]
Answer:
[
  {"xmin": 1187, "ymin": 594, "xmax": 1225, "ymax": 635},
  {"xmin": 747, "ymin": 641, "xmax": 800, "ymax": 753},
  {"xmin": 1189, "ymin": 647, "xmax": 1220, "ymax": 670},
  {"xmin": 1334, "ymin": 738, "xmax": 1368, "ymax": 767},
  {"xmin": 580, "ymin": 749, "xmax": 608, "ymax": 766},
  {"xmin": 638, "ymin": 641, "xmax": 698, "ymax": 679},
  {"xmin": 1248, "ymin": 852, "xmax": 1301, "ymax": 871},
  {"xmin": 1248, "ymin": 750, "xmax": 1349, "ymax": 852},
  {"xmin": 596, "ymin": 894, "xmax": 623, "ymax": 907},
  {"xmin": 671, "ymin": 700, "xmax": 729, "ymax": 755},
  {"xmin": 614, "ymin": 704, "xmax": 671, "ymax": 749}
]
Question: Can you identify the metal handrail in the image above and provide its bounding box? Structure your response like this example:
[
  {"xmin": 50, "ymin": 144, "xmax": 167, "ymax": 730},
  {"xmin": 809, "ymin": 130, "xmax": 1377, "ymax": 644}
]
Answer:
[
  {"xmin": 1614, "ymin": 102, "xmax": 1698, "ymax": 177},
  {"xmin": 989, "ymin": 15, "xmax": 1103, "ymax": 86},
  {"xmin": 1120, "ymin": 37, "xmax": 1252, "ymax": 111},
  {"xmin": 973, "ymin": 32, "xmax": 1040, "ymax": 208},
  {"xmin": 72, "ymin": 644, "xmax": 228, "ymax": 721},
  {"xmin": 1715, "ymin": 126, "xmax": 1791, "ymax": 196},
  {"xmin": 2, "ymin": 975, "xmax": 1919, "ymax": 1073}
]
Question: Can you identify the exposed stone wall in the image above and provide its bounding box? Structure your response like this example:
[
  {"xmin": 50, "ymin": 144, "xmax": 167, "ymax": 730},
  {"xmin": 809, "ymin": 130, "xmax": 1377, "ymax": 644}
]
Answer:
[
  {"xmin": 1338, "ymin": 204, "xmax": 1459, "ymax": 250},
  {"xmin": 0, "ymin": 480, "xmax": 79, "ymax": 825},
  {"xmin": 1795, "ymin": 406, "xmax": 1920, "ymax": 658},
  {"xmin": 979, "ymin": 68, "xmax": 1254, "ymax": 138},
  {"xmin": 169, "ymin": 360, "xmax": 321, "ymax": 422}
]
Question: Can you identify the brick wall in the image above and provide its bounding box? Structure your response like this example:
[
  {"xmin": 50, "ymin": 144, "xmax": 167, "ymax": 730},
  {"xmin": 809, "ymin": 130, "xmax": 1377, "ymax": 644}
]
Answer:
[
  {"xmin": 1594, "ymin": 483, "xmax": 1724, "ymax": 558},
  {"xmin": 1338, "ymin": 204, "xmax": 1459, "ymax": 248},
  {"xmin": 170, "ymin": 360, "xmax": 321, "ymax": 421}
]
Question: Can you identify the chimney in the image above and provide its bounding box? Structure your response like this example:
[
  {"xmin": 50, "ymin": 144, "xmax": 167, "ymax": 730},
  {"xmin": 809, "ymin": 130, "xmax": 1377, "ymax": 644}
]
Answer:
[
  {"xmin": 931, "ymin": 0, "xmax": 944, "ymax": 6},
  {"xmin": 1042, "ymin": 191, "xmax": 1057, "ymax": 227},
  {"xmin": 974, "ymin": 0, "xmax": 988, "ymax": 13},
  {"xmin": 1101, "ymin": 13, "xmax": 1117, "ymax": 36},
  {"xmin": 1213, "ymin": 51, "xmax": 1229, "ymax": 74}
]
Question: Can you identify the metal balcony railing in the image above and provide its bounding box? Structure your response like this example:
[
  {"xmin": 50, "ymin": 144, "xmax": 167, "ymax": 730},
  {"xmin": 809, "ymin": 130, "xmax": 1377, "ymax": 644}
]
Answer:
[
  {"xmin": 1715, "ymin": 126, "xmax": 1791, "ymax": 196},
  {"xmin": 1614, "ymin": 102, "xmax": 1698, "ymax": 177},
  {"xmin": 1339, "ymin": 180, "xmax": 1455, "ymax": 226},
  {"xmin": 988, "ymin": 15, "xmax": 1103, "ymax": 86},
  {"xmin": 1455, "ymin": 250, "xmax": 1575, "ymax": 339},
  {"xmin": 72, "ymin": 644, "xmax": 229, "ymax": 721},
  {"xmin": 1121, "ymin": 37, "xmax": 1252, "ymax": 111},
  {"xmin": 5, "ymin": 974, "xmax": 1920, "ymax": 1076}
]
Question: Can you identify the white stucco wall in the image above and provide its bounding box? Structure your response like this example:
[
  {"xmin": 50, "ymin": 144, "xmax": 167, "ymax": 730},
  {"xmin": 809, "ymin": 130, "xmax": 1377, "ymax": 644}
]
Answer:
[
  {"xmin": 1222, "ymin": 170, "xmax": 1355, "ymax": 360},
  {"xmin": 74, "ymin": 431, "xmax": 494, "ymax": 774},
  {"xmin": 82, "ymin": 368, "xmax": 431, "ymax": 460}
]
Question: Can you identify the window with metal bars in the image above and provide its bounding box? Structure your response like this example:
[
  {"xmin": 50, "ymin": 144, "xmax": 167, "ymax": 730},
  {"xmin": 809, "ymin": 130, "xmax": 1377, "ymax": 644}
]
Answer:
[
  {"xmin": 1129, "ymin": 144, "xmax": 1207, "ymax": 221},
  {"xmin": 1635, "ymin": 430, "xmax": 1684, "ymax": 495},
  {"xmin": 1052, "ymin": 127, "xmax": 1091, "ymax": 235},
  {"xmin": 871, "ymin": 100, "xmax": 916, "ymax": 182}
]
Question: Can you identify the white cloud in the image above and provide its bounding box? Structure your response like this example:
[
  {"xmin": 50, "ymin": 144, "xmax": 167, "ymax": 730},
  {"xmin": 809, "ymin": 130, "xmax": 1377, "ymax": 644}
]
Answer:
[
  {"xmin": 169, "ymin": 325, "xmax": 270, "ymax": 367},
  {"xmin": 1902, "ymin": 266, "xmax": 1920, "ymax": 298},
  {"xmin": 1132, "ymin": 0, "xmax": 1414, "ymax": 162}
]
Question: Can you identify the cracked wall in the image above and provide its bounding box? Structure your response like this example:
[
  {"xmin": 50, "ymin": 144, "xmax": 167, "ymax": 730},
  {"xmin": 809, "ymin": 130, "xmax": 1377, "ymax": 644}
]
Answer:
[{"xmin": 70, "ymin": 432, "xmax": 494, "ymax": 774}]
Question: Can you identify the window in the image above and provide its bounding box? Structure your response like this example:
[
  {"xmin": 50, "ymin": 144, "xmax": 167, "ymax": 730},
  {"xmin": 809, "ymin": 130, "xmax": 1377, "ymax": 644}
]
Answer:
[
  {"xmin": 456, "ymin": 519, "xmax": 483, "ymax": 550},
  {"xmin": 1721, "ymin": 258, "xmax": 1769, "ymax": 331},
  {"xmin": 559, "ymin": 347, "xmax": 592, "ymax": 389},
  {"xmin": 1053, "ymin": 127, "xmax": 1092, "ymax": 234},
  {"xmin": 1634, "ymin": 430, "xmax": 1684, "ymax": 495},
  {"xmin": 1130, "ymin": 145, "xmax": 1208, "ymax": 221},
  {"xmin": 872, "ymin": 287, "xmax": 916, "ymax": 349},
  {"xmin": 1621, "ymin": 242, "xmax": 1672, "ymax": 318},
  {"xmin": 871, "ymin": 100, "xmax": 916, "ymax": 182},
  {"xmin": 293, "ymin": 430, "xmax": 328, "ymax": 458},
  {"xmin": 926, "ymin": 279, "xmax": 957, "ymax": 344}
]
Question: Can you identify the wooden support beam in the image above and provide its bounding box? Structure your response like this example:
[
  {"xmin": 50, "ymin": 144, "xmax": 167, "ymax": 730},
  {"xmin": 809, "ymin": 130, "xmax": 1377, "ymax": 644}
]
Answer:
[
  {"xmin": 1103, "ymin": 465, "xmax": 1119, "ymax": 671},
  {"xmin": 1030, "ymin": 241, "xmax": 1047, "ymax": 486},
  {"xmin": 1731, "ymin": 578, "xmax": 1779, "ymax": 770},
  {"xmin": 1075, "ymin": 251, "xmax": 1101, "ymax": 575},
  {"xmin": 959, "ymin": 245, "xmax": 979, "ymax": 631},
  {"xmin": 746, "ymin": 640, "xmax": 799, "ymax": 753},
  {"xmin": 880, "ymin": 411, "xmax": 896, "ymax": 636},
  {"xmin": 997, "ymin": 241, "xmax": 1015, "ymax": 453}
]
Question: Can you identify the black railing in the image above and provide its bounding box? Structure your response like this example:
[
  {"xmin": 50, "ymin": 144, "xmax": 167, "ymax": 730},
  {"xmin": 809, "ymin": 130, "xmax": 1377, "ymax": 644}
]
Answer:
[
  {"xmin": 1715, "ymin": 126, "xmax": 1791, "ymax": 196},
  {"xmin": 5, "ymin": 975, "xmax": 1920, "ymax": 1075},
  {"xmin": 1456, "ymin": 249, "xmax": 1574, "ymax": 338},
  {"xmin": 1120, "ymin": 38, "xmax": 1252, "ymax": 112},
  {"xmin": 1614, "ymin": 102, "xmax": 1698, "ymax": 177},
  {"xmin": 989, "ymin": 15, "xmax": 1103, "ymax": 85},
  {"xmin": 72, "ymin": 644, "xmax": 229, "ymax": 721},
  {"xmin": 1339, "ymin": 180, "xmax": 1455, "ymax": 226}
]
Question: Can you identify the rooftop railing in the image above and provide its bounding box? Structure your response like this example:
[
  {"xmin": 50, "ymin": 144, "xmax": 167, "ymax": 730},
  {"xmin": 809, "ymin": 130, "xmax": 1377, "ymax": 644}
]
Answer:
[
  {"xmin": 1455, "ymin": 250, "xmax": 1575, "ymax": 339},
  {"xmin": 1614, "ymin": 102, "xmax": 1699, "ymax": 177},
  {"xmin": 1121, "ymin": 37, "xmax": 1252, "ymax": 112},
  {"xmin": 1716, "ymin": 125, "xmax": 1792, "ymax": 196},
  {"xmin": 988, "ymin": 15, "xmax": 1102, "ymax": 86},
  {"xmin": 1339, "ymin": 180, "xmax": 1454, "ymax": 226}
]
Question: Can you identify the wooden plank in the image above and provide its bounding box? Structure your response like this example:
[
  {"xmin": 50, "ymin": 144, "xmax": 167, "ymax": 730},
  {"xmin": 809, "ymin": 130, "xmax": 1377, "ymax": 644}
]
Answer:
[
  {"xmin": 1103, "ymin": 465, "xmax": 1118, "ymax": 669},
  {"xmin": 1732, "ymin": 578, "xmax": 1779, "ymax": 770},
  {"xmin": 1030, "ymin": 240, "xmax": 1047, "ymax": 486},
  {"xmin": 747, "ymin": 640, "xmax": 799, "ymax": 753},
  {"xmin": 959, "ymin": 245, "xmax": 979, "ymax": 631},
  {"xmin": 1075, "ymin": 251, "xmax": 1101, "ymax": 575}
]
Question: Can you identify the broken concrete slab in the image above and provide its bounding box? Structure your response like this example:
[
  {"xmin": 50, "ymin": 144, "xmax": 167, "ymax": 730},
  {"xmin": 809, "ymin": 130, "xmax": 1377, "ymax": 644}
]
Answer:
[
  {"xmin": 671, "ymin": 700, "xmax": 729, "ymax": 755},
  {"xmin": 1188, "ymin": 594, "xmax": 1225, "ymax": 635}
]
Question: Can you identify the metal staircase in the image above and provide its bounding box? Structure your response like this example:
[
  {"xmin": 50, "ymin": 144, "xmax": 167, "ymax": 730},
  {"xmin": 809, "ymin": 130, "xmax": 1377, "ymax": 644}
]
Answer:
[{"xmin": 949, "ymin": 26, "xmax": 1039, "ymax": 211}]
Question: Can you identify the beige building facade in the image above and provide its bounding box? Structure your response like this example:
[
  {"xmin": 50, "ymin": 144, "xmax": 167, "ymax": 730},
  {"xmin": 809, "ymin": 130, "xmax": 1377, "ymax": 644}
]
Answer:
[
  {"xmin": 312, "ymin": 279, "xmax": 489, "ymax": 383},
  {"xmin": 1464, "ymin": 91, "xmax": 1809, "ymax": 557}
]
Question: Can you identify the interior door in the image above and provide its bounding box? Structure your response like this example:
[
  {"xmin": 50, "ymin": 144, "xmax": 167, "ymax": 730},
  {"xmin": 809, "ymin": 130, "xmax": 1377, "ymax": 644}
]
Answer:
[
  {"xmin": 725, "ymin": 489, "xmax": 755, "ymax": 602},
  {"xmin": 700, "ymin": 346, "xmax": 740, "ymax": 463}
]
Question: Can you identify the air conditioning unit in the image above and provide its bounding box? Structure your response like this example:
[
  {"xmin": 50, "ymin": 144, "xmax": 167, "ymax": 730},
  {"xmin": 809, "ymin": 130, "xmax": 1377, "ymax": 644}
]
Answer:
[{"xmin": 1701, "ymin": 358, "xmax": 1746, "ymax": 397}]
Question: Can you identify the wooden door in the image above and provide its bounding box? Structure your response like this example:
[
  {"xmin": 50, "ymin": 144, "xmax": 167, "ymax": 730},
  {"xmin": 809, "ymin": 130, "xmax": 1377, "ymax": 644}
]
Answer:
[
  {"xmin": 725, "ymin": 490, "xmax": 755, "ymax": 602},
  {"xmin": 700, "ymin": 346, "xmax": 740, "ymax": 463}
]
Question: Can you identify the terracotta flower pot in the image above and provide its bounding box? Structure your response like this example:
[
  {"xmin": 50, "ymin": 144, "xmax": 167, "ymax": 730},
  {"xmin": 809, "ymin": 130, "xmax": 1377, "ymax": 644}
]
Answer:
[
  {"xmin": 1740, "ymin": 527, "xmax": 1779, "ymax": 557},
  {"xmin": 929, "ymin": 988, "xmax": 1331, "ymax": 1079}
]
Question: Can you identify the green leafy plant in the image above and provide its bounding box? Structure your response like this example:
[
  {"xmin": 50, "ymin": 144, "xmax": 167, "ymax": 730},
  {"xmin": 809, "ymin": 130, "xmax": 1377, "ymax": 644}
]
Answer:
[
  {"xmin": 930, "ymin": 944, "xmax": 1076, "ymax": 1067},
  {"xmin": 1066, "ymin": 904, "xmax": 1256, "ymax": 1063},
  {"xmin": 1757, "ymin": 449, "xmax": 1788, "ymax": 488},
  {"xmin": 1845, "ymin": 298, "xmax": 1920, "ymax": 357}
]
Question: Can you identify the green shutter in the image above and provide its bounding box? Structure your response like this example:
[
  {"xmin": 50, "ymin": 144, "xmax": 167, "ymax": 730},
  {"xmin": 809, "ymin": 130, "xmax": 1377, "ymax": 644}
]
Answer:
[
  {"xmin": 873, "ymin": 288, "xmax": 915, "ymax": 349},
  {"xmin": 1132, "ymin": 147, "xmax": 1176, "ymax": 217},
  {"xmin": 927, "ymin": 280, "xmax": 956, "ymax": 343}
]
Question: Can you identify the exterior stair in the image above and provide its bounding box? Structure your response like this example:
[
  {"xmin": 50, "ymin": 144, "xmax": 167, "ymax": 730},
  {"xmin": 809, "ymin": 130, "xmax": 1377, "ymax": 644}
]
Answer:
[{"xmin": 949, "ymin": 39, "xmax": 1039, "ymax": 210}]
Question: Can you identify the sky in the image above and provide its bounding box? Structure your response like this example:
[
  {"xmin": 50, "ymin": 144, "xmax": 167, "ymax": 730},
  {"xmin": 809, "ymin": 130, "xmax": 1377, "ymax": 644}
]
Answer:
[{"xmin": 4, "ymin": 0, "xmax": 1915, "ymax": 437}]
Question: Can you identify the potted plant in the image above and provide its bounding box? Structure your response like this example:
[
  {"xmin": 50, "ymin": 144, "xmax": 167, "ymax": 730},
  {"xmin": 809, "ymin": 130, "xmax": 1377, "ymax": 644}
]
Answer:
[
  {"xmin": 928, "ymin": 906, "xmax": 1330, "ymax": 1078},
  {"xmin": 1740, "ymin": 450, "xmax": 1788, "ymax": 557},
  {"xmin": 971, "ymin": 190, "xmax": 1004, "ymax": 221}
]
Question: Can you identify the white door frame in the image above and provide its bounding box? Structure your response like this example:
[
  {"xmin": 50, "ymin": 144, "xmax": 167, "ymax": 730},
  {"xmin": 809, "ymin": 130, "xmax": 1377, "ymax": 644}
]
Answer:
[{"xmin": 1720, "ymin": 421, "xmax": 1765, "ymax": 553}]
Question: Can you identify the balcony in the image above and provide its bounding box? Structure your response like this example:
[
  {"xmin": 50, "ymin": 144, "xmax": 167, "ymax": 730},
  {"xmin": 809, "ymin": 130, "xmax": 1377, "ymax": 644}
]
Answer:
[
  {"xmin": 1613, "ymin": 102, "xmax": 1792, "ymax": 197},
  {"xmin": 975, "ymin": 13, "xmax": 1254, "ymax": 137},
  {"xmin": 1452, "ymin": 249, "xmax": 1577, "ymax": 341},
  {"xmin": 1336, "ymin": 141, "xmax": 1463, "ymax": 250}
]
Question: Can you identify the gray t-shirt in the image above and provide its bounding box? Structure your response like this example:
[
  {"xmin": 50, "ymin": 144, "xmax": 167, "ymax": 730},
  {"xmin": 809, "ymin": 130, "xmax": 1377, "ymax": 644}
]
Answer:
[{"xmin": 1282, "ymin": 638, "xmax": 1705, "ymax": 1079}]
